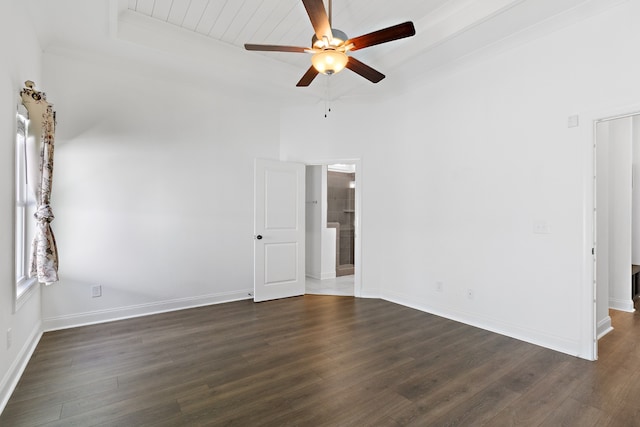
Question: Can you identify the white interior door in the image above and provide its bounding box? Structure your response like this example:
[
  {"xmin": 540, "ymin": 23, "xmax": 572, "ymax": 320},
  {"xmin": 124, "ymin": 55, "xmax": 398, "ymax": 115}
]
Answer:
[{"xmin": 254, "ymin": 159, "xmax": 305, "ymax": 302}]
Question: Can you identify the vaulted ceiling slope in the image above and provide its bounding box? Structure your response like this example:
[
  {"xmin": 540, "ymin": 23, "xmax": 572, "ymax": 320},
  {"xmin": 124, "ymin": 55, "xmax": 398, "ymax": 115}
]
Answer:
[{"xmin": 26, "ymin": 0, "xmax": 625, "ymax": 103}]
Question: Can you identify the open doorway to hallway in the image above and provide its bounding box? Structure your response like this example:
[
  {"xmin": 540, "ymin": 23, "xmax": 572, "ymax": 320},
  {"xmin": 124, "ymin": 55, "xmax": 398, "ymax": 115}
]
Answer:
[
  {"xmin": 595, "ymin": 113, "xmax": 640, "ymax": 357},
  {"xmin": 304, "ymin": 161, "xmax": 361, "ymax": 297}
]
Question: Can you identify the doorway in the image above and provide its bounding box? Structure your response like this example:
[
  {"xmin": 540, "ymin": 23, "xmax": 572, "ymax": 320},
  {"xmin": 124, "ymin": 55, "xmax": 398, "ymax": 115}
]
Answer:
[
  {"xmin": 595, "ymin": 113, "xmax": 640, "ymax": 350},
  {"xmin": 304, "ymin": 160, "xmax": 361, "ymax": 297}
]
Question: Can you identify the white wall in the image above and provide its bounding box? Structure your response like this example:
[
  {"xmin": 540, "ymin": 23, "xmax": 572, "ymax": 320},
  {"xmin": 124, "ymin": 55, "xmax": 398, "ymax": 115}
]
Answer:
[
  {"xmin": 281, "ymin": 1, "xmax": 640, "ymax": 358},
  {"xmin": 319, "ymin": 166, "xmax": 337, "ymax": 280},
  {"xmin": 0, "ymin": 0, "xmax": 44, "ymax": 411},
  {"xmin": 305, "ymin": 165, "xmax": 337, "ymax": 280},
  {"xmin": 305, "ymin": 165, "xmax": 322, "ymax": 278},
  {"xmin": 39, "ymin": 50, "xmax": 281, "ymax": 329},
  {"xmin": 606, "ymin": 118, "xmax": 633, "ymax": 312},
  {"xmin": 321, "ymin": 231, "xmax": 337, "ymax": 281}
]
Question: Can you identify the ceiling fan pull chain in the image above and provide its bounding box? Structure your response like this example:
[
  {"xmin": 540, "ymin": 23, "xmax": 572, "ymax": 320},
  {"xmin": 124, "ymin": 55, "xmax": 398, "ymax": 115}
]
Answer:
[{"xmin": 325, "ymin": 76, "xmax": 332, "ymax": 118}]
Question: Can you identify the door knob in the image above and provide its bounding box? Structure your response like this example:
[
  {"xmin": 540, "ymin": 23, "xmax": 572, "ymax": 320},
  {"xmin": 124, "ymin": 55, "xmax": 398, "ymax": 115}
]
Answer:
[{"xmin": 256, "ymin": 235, "xmax": 263, "ymax": 240}]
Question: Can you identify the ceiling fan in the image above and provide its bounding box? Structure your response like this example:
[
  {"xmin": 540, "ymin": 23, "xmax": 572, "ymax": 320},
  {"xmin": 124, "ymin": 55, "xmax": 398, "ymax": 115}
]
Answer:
[{"xmin": 244, "ymin": 0, "xmax": 416, "ymax": 87}]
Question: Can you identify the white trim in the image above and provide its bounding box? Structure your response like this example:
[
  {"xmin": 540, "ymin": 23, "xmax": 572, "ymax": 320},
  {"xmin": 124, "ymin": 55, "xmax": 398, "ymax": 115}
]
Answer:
[
  {"xmin": 320, "ymin": 271, "xmax": 337, "ymax": 280},
  {"xmin": 609, "ymin": 298, "xmax": 635, "ymax": 313},
  {"xmin": 14, "ymin": 277, "xmax": 38, "ymax": 313},
  {"xmin": 305, "ymin": 272, "xmax": 337, "ymax": 281},
  {"xmin": 359, "ymin": 292, "xmax": 381, "ymax": 299},
  {"xmin": 327, "ymin": 164, "xmax": 356, "ymax": 173},
  {"xmin": 0, "ymin": 321, "xmax": 42, "ymax": 415},
  {"xmin": 13, "ymin": 107, "xmax": 39, "ymax": 313},
  {"xmin": 382, "ymin": 290, "xmax": 582, "ymax": 358},
  {"xmin": 596, "ymin": 316, "xmax": 613, "ymax": 339},
  {"xmin": 42, "ymin": 290, "xmax": 252, "ymax": 331}
]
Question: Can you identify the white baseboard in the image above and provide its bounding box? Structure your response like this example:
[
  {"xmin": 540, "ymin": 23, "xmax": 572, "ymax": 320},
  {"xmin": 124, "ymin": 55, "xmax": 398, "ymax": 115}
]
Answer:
[
  {"xmin": 305, "ymin": 272, "xmax": 337, "ymax": 280},
  {"xmin": 596, "ymin": 316, "xmax": 613, "ymax": 339},
  {"xmin": 382, "ymin": 289, "xmax": 582, "ymax": 359},
  {"xmin": 320, "ymin": 272, "xmax": 337, "ymax": 280},
  {"xmin": 609, "ymin": 297, "xmax": 635, "ymax": 313},
  {"xmin": 358, "ymin": 292, "xmax": 381, "ymax": 299},
  {"xmin": 43, "ymin": 290, "xmax": 252, "ymax": 331},
  {"xmin": 0, "ymin": 321, "xmax": 42, "ymax": 415}
]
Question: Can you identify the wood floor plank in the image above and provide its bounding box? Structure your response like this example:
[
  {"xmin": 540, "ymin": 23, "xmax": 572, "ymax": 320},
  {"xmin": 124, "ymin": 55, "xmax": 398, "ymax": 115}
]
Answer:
[
  {"xmin": 388, "ymin": 336, "xmax": 537, "ymax": 424},
  {"xmin": 569, "ymin": 363, "xmax": 637, "ymax": 413},
  {"xmin": 2, "ymin": 295, "xmax": 640, "ymax": 426},
  {"xmin": 6, "ymin": 376, "xmax": 118, "ymax": 407},
  {"xmin": 484, "ymin": 360, "xmax": 583, "ymax": 425},
  {"xmin": 0, "ymin": 402, "xmax": 62, "ymax": 426},
  {"xmin": 537, "ymin": 397, "xmax": 610, "ymax": 427},
  {"xmin": 415, "ymin": 382, "xmax": 521, "ymax": 427}
]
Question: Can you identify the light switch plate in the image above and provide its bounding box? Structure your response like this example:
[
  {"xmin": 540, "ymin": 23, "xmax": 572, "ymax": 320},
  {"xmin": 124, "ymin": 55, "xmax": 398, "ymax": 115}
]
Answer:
[{"xmin": 533, "ymin": 220, "xmax": 551, "ymax": 234}]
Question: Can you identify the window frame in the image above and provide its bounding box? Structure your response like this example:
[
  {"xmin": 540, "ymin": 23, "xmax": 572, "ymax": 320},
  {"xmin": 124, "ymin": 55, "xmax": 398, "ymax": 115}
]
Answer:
[{"xmin": 14, "ymin": 105, "xmax": 38, "ymax": 311}]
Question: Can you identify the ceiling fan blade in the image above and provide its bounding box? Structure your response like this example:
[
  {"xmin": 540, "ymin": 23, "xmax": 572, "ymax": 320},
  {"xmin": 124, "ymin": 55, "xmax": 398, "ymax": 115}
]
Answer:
[
  {"xmin": 345, "ymin": 57, "xmax": 385, "ymax": 83},
  {"xmin": 244, "ymin": 44, "xmax": 308, "ymax": 53},
  {"xmin": 302, "ymin": 0, "xmax": 333, "ymax": 41},
  {"xmin": 346, "ymin": 21, "xmax": 416, "ymax": 52},
  {"xmin": 296, "ymin": 66, "xmax": 320, "ymax": 87}
]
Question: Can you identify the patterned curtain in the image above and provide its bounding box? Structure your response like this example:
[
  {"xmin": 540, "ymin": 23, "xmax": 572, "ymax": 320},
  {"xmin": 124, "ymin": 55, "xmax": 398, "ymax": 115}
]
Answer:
[{"xmin": 20, "ymin": 81, "xmax": 59, "ymax": 285}]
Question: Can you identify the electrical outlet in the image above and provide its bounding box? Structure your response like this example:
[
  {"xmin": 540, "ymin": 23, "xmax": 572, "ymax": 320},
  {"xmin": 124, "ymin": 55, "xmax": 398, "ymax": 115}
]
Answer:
[
  {"xmin": 92, "ymin": 285, "xmax": 102, "ymax": 298},
  {"xmin": 7, "ymin": 328, "xmax": 12, "ymax": 350},
  {"xmin": 467, "ymin": 289, "xmax": 474, "ymax": 300},
  {"xmin": 436, "ymin": 281, "xmax": 444, "ymax": 292}
]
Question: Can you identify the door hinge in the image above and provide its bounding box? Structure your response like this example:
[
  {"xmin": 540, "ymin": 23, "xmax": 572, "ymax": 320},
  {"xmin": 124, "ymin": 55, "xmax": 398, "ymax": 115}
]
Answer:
[{"xmin": 592, "ymin": 248, "xmax": 595, "ymax": 255}]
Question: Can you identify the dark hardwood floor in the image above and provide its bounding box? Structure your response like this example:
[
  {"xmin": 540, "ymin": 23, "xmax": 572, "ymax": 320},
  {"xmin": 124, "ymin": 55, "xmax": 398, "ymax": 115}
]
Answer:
[{"xmin": 1, "ymin": 295, "xmax": 639, "ymax": 426}]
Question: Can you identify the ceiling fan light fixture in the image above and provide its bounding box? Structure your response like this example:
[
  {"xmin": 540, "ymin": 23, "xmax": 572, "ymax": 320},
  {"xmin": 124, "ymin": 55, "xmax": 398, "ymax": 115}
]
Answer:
[{"xmin": 311, "ymin": 50, "xmax": 348, "ymax": 75}]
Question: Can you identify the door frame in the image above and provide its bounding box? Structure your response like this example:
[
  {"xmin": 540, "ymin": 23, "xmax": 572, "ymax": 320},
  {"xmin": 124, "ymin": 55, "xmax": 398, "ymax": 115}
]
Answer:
[
  {"xmin": 306, "ymin": 159, "xmax": 363, "ymax": 297},
  {"xmin": 583, "ymin": 102, "xmax": 640, "ymax": 361}
]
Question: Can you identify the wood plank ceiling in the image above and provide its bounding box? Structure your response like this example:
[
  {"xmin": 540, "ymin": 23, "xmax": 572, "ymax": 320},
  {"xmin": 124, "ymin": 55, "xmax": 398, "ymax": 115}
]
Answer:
[{"xmin": 126, "ymin": 0, "xmax": 448, "ymax": 65}]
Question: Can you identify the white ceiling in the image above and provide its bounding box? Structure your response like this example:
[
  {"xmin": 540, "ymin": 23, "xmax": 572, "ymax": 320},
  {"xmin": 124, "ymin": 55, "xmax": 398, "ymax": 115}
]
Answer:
[{"xmin": 25, "ymin": 0, "xmax": 626, "ymax": 103}]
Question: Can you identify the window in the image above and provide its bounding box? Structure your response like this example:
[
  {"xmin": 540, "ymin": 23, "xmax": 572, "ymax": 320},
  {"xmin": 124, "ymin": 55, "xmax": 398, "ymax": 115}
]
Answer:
[{"xmin": 15, "ymin": 108, "xmax": 37, "ymax": 308}]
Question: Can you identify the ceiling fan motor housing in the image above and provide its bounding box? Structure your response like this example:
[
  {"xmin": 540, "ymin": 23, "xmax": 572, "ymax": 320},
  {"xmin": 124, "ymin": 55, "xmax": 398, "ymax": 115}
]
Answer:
[{"xmin": 312, "ymin": 28, "xmax": 348, "ymax": 48}]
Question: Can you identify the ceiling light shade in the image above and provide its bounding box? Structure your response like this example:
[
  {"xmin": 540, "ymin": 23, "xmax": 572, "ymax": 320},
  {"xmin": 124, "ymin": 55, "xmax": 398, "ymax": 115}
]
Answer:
[{"xmin": 311, "ymin": 50, "xmax": 348, "ymax": 75}]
